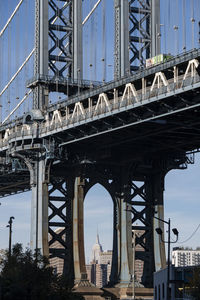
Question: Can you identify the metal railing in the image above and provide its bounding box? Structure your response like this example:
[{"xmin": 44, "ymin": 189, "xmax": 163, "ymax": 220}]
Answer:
[{"xmin": 0, "ymin": 71, "xmax": 199, "ymax": 149}]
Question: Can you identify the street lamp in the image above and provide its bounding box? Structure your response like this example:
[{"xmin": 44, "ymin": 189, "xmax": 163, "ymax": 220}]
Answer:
[
  {"xmin": 6, "ymin": 216, "xmax": 15, "ymax": 257},
  {"xmin": 155, "ymin": 217, "xmax": 178, "ymax": 300}
]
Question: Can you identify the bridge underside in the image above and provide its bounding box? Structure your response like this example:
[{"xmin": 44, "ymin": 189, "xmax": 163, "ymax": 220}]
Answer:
[{"xmin": 1, "ymin": 51, "xmax": 200, "ymax": 293}]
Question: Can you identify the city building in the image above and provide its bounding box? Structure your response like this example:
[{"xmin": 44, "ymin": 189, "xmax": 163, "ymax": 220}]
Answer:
[
  {"xmin": 134, "ymin": 230, "xmax": 145, "ymax": 284},
  {"xmin": 154, "ymin": 265, "xmax": 199, "ymax": 300},
  {"xmin": 49, "ymin": 228, "xmax": 65, "ymax": 275},
  {"xmin": 49, "ymin": 228, "xmax": 112, "ymax": 288},
  {"xmin": 172, "ymin": 248, "xmax": 200, "ymax": 267}
]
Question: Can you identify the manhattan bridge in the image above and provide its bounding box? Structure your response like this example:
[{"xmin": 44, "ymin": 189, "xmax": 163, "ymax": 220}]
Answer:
[{"xmin": 0, "ymin": 0, "xmax": 200, "ymax": 299}]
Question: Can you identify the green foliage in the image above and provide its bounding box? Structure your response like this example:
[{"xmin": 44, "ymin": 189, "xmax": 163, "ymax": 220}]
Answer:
[
  {"xmin": 186, "ymin": 267, "xmax": 200, "ymax": 300},
  {"xmin": 0, "ymin": 243, "xmax": 83, "ymax": 300}
]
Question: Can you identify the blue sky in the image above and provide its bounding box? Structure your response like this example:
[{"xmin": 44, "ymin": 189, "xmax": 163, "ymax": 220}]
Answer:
[
  {"xmin": 1, "ymin": 155, "xmax": 200, "ymax": 257},
  {"xmin": 0, "ymin": 0, "xmax": 200, "ymax": 258}
]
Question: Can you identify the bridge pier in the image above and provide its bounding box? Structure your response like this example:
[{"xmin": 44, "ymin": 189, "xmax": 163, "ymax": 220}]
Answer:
[
  {"xmin": 12, "ymin": 147, "xmax": 184, "ymax": 299},
  {"xmin": 30, "ymin": 159, "xmax": 49, "ymax": 256}
]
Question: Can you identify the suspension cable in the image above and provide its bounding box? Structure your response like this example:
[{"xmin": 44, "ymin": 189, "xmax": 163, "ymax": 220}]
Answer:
[
  {"xmin": 176, "ymin": 224, "xmax": 200, "ymax": 244},
  {"xmin": 0, "ymin": 48, "xmax": 34, "ymax": 98},
  {"xmin": 2, "ymin": 90, "xmax": 32, "ymax": 125},
  {"xmin": 83, "ymin": 0, "xmax": 102, "ymax": 25},
  {"xmin": 3, "ymin": 0, "xmax": 103, "ymax": 120},
  {"xmin": 0, "ymin": 0, "xmax": 24, "ymax": 38}
]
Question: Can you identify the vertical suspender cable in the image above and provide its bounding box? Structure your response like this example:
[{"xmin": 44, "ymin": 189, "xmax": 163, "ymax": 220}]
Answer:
[
  {"xmin": 182, "ymin": 0, "xmax": 186, "ymax": 52},
  {"xmin": 15, "ymin": 4, "xmax": 20, "ymax": 118},
  {"xmin": 191, "ymin": 0, "xmax": 195, "ymax": 49},
  {"xmin": 174, "ymin": 0, "xmax": 179, "ymax": 55},
  {"xmin": 0, "ymin": 4, "xmax": 2, "ymax": 123},
  {"xmin": 25, "ymin": 0, "xmax": 29, "ymax": 113},
  {"xmin": 56, "ymin": 2, "xmax": 59, "ymax": 99},
  {"xmin": 102, "ymin": 0, "xmax": 106, "ymax": 82},
  {"xmin": 84, "ymin": 4, "xmax": 89, "ymax": 80},
  {"xmin": 167, "ymin": 0, "xmax": 170, "ymax": 54},
  {"xmin": 164, "ymin": 4, "xmax": 166, "ymax": 54},
  {"xmin": 7, "ymin": 8, "xmax": 11, "ymax": 118},
  {"xmin": 90, "ymin": 0, "xmax": 93, "ymax": 82},
  {"xmin": 94, "ymin": 0, "xmax": 97, "ymax": 81},
  {"xmin": 139, "ymin": 1, "xmax": 141, "ymax": 66}
]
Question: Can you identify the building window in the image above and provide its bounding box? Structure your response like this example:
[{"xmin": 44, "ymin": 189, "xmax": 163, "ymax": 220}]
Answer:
[
  {"xmin": 154, "ymin": 286, "xmax": 157, "ymax": 300},
  {"xmin": 162, "ymin": 283, "xmax": 165, "ymax": 298}
]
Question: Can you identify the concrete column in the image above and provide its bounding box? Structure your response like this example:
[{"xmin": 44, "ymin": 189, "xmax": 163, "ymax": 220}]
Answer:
[
  {"xmin": 73, "ymin": 177, "xmax": 88, "ymax": 286},
  {"xmin": 151, "ymin": 0, "xmax": 161, "ymax": 56},
  {"xmin": 153, "ymin": 174, "xmax": 166, "ymax": 271},
  {"xmin": 114, "ymin": 0, "xmax": 130, "ymax": 78},
  {"xmin": 119, "ymin": 199, "xmax": 134, "ymax": 286},
  {"xmin": 30, "ymin": 158, "xmax": 49, "ymax": 256},
  {"xmin": 114, "ymin": 174, "xmax": 134, "ymax": 299},
  {"xmin": 73, "ymin": 0, "xmax": 83, "ymax": 81},
  {"xmin": 34, "ymin": 0, "xmax": 49, "ymax": 109}
]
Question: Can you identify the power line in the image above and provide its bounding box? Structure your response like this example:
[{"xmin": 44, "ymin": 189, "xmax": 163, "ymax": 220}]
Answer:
[{"xmin": 176, "ymin": 224, "xmax": 200, "ymax": 244}]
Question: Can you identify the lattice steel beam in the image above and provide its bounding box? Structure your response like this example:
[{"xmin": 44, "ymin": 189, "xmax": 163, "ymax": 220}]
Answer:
[
  {"xmin": 33, "ymin": 0, "xmax": 82, "ymax": 109},
  {"xmin": 115, "ymin": 0, "xmax": 160, "ymax": 76}
]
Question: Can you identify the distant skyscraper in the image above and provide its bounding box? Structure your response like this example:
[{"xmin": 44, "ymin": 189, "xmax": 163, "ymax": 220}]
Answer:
[
  {"xmin": 91, "ymin": 233, "xmax": 103, "ymax": 264},
  {"xmin": 86, "ymin": 233, "xmax": 112, "ymax": 288},
  {"xmin": 172, "ymin": 248, "xmax": 200, "ymax": 267}
]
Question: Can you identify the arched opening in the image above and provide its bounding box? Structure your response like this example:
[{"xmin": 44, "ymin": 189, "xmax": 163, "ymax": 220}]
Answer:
[{"xmin": 84, "ymin": 183, "xmax": 113, "ymax": 288}]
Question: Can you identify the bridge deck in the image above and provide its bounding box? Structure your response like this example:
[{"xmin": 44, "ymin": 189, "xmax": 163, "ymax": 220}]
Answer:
[{"xmin": 1, "ymin": 49, "xmax": 200, "ymax": 196}]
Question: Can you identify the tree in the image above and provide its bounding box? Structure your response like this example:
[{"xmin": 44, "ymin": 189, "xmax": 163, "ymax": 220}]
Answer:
[
  {"xmin": 185, "ymin": 267, "xmax": 200, "ymax": 300},
  {"xmin": 0, "ymin": 243, "xmax": 83, "ymax": 300}
]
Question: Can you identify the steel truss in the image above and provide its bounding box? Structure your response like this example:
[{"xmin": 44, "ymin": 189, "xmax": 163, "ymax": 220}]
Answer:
[
  {"xmin": 115, "ymin": 0, "xmax": 160, "ymax": 76},
  {"xmin": 48, "ymin": 177, "xmax": 74, "ymax": 278},
  {"xmin": 48, "ymin": 1, "xmax": 73, "ymax": 77},
  {"xmin": 129, "ymin": 0, "xmax": 151, "ymax": 72},
  {"xmin": 33, "ymin": 0, "xmax": 82, "ymax": 109}
]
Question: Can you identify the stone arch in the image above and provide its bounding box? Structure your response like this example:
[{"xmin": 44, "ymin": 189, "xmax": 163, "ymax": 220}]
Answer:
[{"xmin": 83, "ymin": 180, "xmax": 119, "ymax": 286}]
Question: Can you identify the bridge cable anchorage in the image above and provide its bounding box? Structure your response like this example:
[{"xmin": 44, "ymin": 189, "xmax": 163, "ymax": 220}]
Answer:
[
  {"xmin": 2, "ymin": 90, "xmax": 32, "ymax": 125},
  {"xmin": 0, "ymin": 0, "xmax": 24, "ymax": 38},
  {"xmin": 0, "ymin": 48, "xmax": 35, "ymax": 98}
]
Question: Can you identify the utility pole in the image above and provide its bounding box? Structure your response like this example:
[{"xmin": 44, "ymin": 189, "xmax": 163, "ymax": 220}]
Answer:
[
  {"xmin": 7, "ymin": 216, "xmax": 15, "ymax": 257},
  {"xmin": 155, "ymin": 217, "xmax": 179, "ymax": 300}
]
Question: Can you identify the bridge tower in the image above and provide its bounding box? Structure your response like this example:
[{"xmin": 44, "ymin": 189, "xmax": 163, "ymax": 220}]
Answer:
[
  {"xmin": 114, "ymin": 0, "xmax": 167, "ymax": 289},
  {"xmin": 25, "ymin": 0, "xmax": 166, "ymax": 297},
  {"xmin": 29, "ymin": 0, "xmax": 86, "ymax": 285}
]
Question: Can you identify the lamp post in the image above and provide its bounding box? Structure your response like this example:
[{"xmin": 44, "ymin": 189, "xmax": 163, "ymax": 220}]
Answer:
[
  {"xmin": 155, "ymin": 216, "xmax": 178, "ymax": 300},
  {"xmin": 7, "ymin": 216, "xmax": 15, "ymax": 257}
]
